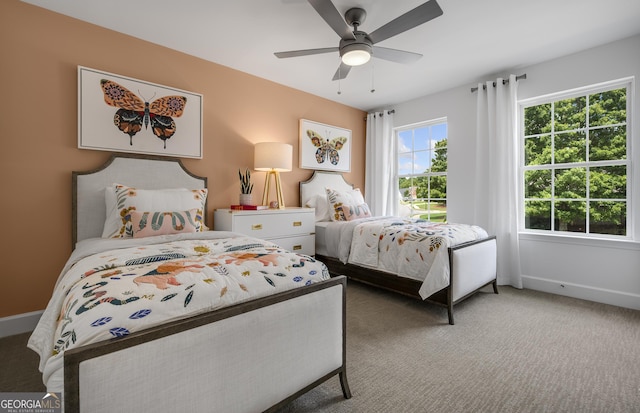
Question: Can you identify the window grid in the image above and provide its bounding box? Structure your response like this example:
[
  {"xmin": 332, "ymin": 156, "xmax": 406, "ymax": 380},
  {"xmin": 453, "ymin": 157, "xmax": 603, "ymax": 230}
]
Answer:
[
  {"xmin": 396, "ymin": 119, "xmax": 447, "ymax": 222},
  {"xmin": 520, "ymin": 80, "xmax": 630, "ymax": 238}
]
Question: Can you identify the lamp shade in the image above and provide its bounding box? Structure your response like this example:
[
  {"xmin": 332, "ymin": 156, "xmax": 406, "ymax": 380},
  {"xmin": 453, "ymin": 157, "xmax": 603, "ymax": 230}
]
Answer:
[{"xmin": 254, "ymin": 142, "xmax": 293, "ymax": 172}]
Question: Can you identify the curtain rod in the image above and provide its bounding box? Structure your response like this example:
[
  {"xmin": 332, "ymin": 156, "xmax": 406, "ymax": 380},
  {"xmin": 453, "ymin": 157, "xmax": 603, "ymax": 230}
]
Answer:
[
  {"xmin": 364, "ymin": 109, "xmax": 395, "ymax": 121},
  {"xmin": 470, "ymin": 74, "xmax": 527, "ymax": 93}
]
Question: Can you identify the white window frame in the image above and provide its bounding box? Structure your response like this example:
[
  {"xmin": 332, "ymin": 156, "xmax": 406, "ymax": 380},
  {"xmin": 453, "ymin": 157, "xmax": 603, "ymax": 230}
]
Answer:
[
  {"xmin": 395, "ymin": 117, "xmax": 448, "ymax": 221},
  {"xmin": 518, "ymin": 77, "xmax": 633, "ymax": 240}
]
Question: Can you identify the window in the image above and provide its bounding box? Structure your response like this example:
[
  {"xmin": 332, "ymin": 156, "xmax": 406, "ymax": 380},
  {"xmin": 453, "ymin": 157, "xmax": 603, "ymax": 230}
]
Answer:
[
  {"xmin": 396, "ymin": 118, "xmax": 447, "ymax": 222},
  {"xmin": 520, "ymin": 79, "xmax": 631, "ymax": 237}
]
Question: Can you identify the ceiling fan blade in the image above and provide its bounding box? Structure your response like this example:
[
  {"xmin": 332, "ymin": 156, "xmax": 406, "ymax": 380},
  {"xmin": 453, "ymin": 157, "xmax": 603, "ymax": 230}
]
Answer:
[
  {"xmin": 332, "ymin": 63, "xmax": 352, "ymax": 81},
  {"xmin": 372, "ymin": 46, "xmax": 422, "ymax": 64},
  {"xmin": 308, "ymin": 0, "xmax": 355, "ymax": 40},
  {"xmin": 274, "ymin": 47, "xmax": 338, "ymax": 58},
  {"xmin": 368, "ymin": 0, "xmax": 443, "ymax": 44}
]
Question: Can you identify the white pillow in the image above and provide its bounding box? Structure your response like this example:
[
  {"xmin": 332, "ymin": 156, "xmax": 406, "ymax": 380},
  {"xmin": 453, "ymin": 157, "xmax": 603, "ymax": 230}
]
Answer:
[
  {"xmin": 325, "ymin": 187, "xmax": 371, "ymax": 221},
  {"xmin": 102, "ymin": 183, "xmax": 208, "ymax": 238},
  {"xmin": 305, "ymin": 194, "xmax": 331, "ymax": 222}
]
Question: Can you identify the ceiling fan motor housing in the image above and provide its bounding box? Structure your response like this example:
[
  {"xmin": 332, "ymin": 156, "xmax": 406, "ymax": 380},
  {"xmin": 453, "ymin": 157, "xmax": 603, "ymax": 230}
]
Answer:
[
  {"xmin": 339, "ymin": 32, "xmax": 372, "ymax": 54},
  {"xmin": 339, "ymin": 31, "xmax": 372, "ymax": 65}
]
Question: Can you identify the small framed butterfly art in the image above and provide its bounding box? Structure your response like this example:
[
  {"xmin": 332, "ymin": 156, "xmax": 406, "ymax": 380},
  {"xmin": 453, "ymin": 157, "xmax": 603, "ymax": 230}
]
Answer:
[
  {"xmin": 78, "ymin": 66, "xmax": 203, "ymax": 159},
  {"xmin": 299, "ymin": 119, "xmax": 351, "ymax": 172}
]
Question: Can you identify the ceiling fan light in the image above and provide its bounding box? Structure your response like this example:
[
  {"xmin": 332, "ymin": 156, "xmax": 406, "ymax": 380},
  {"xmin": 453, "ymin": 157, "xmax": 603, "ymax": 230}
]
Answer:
[{"xmin": 341, "ymin": 43, "xmax": 371, "ymax": 66}]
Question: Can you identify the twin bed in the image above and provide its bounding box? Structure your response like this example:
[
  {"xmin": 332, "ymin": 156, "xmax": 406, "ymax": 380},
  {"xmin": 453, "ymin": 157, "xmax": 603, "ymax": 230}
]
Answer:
[
  {"xmin": 300, "ymin": 171, "xmax": 498, "ymax": 325},
  {"xmin": 28, "ymin": 154, "xmax": 350, "ymax": 412},
  {"xmin": 28, "ymin": 154, "xmax": 498, "ymax": 412}
]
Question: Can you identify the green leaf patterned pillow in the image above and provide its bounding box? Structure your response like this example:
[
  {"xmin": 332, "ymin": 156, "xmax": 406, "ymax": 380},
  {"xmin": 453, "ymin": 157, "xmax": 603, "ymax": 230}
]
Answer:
[{"xmin": 130, "ymin": 209, "xmax": 203, "ymax": 238}]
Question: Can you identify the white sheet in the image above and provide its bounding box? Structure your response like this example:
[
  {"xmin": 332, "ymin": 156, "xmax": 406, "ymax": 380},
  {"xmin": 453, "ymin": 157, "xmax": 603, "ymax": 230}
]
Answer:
[{"xmin": 314, "ymin": 222, "xmax": 331, "ymax": 256}]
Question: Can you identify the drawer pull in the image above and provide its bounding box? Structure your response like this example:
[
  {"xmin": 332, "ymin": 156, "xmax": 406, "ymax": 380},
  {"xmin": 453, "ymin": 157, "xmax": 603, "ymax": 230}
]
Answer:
[
  {"xmin": 251, "ymin": 224, "xmax": 263, "ymax": 230},
  {"xmin": 293, "ymin": 245, "xmax": 302, "ymax": 251},
  {"xmin": 293, "ymin": 221, "xmax": 302, "ymax": 227}
]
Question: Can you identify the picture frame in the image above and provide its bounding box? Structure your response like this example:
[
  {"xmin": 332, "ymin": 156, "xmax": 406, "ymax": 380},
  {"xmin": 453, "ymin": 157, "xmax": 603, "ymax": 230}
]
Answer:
[
  {"xmin": 299, "ymin": 119, "xmax": 351, "ymax": 172},
  {"xmin": 78, "ymin": 66, "xmax": 203, "ymax": 159}
]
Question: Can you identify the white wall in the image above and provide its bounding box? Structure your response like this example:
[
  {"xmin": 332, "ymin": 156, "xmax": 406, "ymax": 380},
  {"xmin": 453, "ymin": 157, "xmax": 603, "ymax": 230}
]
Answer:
[
  {"xmin": 392, "ymin": 34, "xmax": 640, "ymax": 310},
  {"xmin": 393, "ymin": 85, "xmax": 479, "ymax": 224}
]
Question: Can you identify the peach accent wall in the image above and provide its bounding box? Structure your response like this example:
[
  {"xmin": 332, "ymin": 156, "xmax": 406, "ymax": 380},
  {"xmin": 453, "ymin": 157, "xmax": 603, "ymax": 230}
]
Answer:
[{"xmin": 0, "ymin": 0, "xmax": 366, "ymax": 317}]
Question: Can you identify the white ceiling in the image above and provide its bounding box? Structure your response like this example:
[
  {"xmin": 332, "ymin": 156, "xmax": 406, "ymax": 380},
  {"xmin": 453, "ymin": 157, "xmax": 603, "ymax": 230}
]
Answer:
[{"xmin": 23, "ymin": 0, "xmax": 640, "ymax": 111}]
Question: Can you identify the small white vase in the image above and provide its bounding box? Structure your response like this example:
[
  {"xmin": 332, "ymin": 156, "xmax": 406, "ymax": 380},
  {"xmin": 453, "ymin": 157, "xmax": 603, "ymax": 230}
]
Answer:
[{"xmin": 239, "ymin": 193, "xmax": 253, "ymax": 206}]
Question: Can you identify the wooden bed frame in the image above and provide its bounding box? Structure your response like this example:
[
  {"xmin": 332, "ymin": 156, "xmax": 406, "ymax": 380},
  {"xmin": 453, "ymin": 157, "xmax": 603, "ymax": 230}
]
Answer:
[
  {"xmin": 62, "ymin": 154, "xmax": 351, "ymax": 412},
  {"xmin": 300, "ymin": 171, "xmax": 498, "ymax": 325}
]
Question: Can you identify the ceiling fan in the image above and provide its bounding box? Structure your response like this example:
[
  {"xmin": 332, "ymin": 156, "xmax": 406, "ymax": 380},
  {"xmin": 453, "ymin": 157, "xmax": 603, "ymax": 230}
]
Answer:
[{"xmin": 274, "ymin": 0, "xmax": 443, "ymax": 81}]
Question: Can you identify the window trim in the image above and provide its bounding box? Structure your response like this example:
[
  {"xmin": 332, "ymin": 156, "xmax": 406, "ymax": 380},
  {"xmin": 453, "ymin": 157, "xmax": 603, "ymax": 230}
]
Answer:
[{"xmin": 517, "ymin": 77, "xmax": 634, "ymax": 240}]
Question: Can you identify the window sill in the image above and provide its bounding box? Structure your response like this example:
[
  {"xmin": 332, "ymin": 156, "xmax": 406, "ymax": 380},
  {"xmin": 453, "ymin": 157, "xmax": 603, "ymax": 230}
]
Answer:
[{"xmin": 518, "ymin": 231, "xmax": 640, "ymax": 251}]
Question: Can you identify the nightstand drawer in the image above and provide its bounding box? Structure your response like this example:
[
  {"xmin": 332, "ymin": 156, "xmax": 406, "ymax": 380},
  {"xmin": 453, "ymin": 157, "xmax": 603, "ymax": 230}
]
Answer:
[
  {"xmin": 214, "ymin": 208, "xmax": 316, "ymax": 256},
  {"xmin": 271, "ymin": 234, "xmax": 315, "ymax": 256},
  {"xmin": 231, "ymin": 212, "xmax": 314, "ymax": 239}
]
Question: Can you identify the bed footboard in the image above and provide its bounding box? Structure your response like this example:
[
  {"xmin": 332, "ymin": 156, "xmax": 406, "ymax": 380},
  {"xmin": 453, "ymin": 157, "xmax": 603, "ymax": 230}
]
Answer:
[
  {"xmin": 317, "ymin": 236, "xmax": 497, "ymax": 325},
  {"xmin": 446, "ymin": 236, "xmax": 498, "ymax": 324},
  {"xmin": 64, "ymin": 276, "xmax": 349, "ymax": 413},
  {"xmin": 450, "ymin": 236, "xmax": 498, "ymax": 302}
]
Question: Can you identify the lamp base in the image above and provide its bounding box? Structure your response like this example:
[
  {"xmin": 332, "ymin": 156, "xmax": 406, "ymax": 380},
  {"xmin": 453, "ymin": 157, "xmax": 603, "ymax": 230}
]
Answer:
[{"xmin": 262, "ymin": 170, "xmax": 285, "ymax": 209}]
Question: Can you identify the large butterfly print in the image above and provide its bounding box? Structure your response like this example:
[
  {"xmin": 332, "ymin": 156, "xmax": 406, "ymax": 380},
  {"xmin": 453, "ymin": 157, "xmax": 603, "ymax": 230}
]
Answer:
[
  {"xmin": 100, "ymin": 79, "xmax": 187, "ymax": 148},
  {"xmin": 306, "ymin": 130, "xmax": 348, "ymax": 165}
]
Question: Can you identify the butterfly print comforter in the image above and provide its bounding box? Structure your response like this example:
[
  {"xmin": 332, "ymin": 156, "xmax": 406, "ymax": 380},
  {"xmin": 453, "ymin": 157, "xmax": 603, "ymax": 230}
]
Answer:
[
  {"xmin": 28, "ymin": 232, "xmax": 330, "ymax": 391},
  {"xmin": 327, "ymin": 217, "xmax": 488, "ymax": 299}
]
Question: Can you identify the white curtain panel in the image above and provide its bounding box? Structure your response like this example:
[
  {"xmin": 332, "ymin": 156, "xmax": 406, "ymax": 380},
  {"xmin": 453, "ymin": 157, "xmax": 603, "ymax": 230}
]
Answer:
[
  {"xmin": 474, "ymin": 75, "xmax": 522, "ymax": 288},
  {"xmin": 365, "ymin": 111, "xmax": 397, "ymax": 216}
]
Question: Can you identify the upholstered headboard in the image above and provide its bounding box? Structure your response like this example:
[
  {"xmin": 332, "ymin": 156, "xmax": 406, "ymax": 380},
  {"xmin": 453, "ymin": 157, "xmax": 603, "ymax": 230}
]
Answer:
[
  {"xmin": 72, "ymin": 154, "xmax": 207, "ymax": 246},
  {"xmin": 299, "ymin": 171, "xmax": 354, "ymax": 207}
]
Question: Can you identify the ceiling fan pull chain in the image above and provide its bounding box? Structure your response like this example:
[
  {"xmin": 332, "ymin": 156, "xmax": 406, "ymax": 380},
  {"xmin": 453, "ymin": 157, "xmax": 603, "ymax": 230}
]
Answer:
[
  {"xmin": 371, "ymin": 60, "xmax": 376, "ymax": 93},
  {"xmin": 337, "ymin": 59, "xmax": 342, "ymax": 94}
]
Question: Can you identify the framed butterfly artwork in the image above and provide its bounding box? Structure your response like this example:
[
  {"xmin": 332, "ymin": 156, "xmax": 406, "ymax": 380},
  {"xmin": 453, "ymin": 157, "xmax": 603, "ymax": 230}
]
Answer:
[
  {"xmin": 78, "ymin": 66, "xmax": 203, "ymax": 159},
  {"xmin": 299, "ymin": 119, "xmax": 351, "ymax": 172}
]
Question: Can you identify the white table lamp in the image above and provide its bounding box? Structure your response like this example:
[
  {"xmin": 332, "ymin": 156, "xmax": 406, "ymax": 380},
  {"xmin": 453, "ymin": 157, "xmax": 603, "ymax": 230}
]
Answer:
[{"xmin": 254, "ymin": 142, "xmax": 292, "ymax": 209}]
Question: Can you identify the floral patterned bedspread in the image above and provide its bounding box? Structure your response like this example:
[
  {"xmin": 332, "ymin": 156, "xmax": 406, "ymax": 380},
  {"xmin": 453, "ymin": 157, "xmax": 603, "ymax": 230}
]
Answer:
[
  {"xmin": 347, "ymin": 218, "xmax": 488, "ymax": 298},
  {"xmin": 28, "ymin": 232, "xmax": 330, "ymax": 391}
]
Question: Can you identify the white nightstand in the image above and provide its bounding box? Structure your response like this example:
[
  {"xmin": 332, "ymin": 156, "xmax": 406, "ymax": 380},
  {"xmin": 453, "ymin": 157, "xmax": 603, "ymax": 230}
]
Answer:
[{"xmin": 214, "ymin": 207, "xmax": 315, "ymax": 256}]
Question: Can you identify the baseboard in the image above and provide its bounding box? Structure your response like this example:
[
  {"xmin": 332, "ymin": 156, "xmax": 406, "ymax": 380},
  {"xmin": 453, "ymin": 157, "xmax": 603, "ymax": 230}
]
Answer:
[
  {"xmin": 0, "ymin": 310, "xmax": 43, "ymax": 338},
  {"xmin": 522, "ymin": 275, "xmax": 640, "ymax": 311}
]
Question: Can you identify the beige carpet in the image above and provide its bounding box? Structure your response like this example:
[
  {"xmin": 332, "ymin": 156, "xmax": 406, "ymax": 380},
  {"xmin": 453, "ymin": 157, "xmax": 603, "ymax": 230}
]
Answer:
[
  {"xmin": 279, "ymin": 282, "xmax": 640, "ymax": 413},
  {"xmin": 2, "ymin": 282, "xmax": 639, "ymax": 412}
]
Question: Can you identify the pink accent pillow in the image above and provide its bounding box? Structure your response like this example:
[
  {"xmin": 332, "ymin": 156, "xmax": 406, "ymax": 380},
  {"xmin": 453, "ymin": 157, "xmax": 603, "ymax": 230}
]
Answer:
[
  {"xmin": 342, "ymin": 202, "xmax": 372, "ymax": 221},
  {"xmin": 131, "ymin": 209, "xmax": 203, "ymax": 238},
  {"xmin": 104, "ymin": 184, "xmax": 208, "ymax": 238}
]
